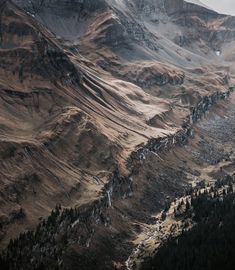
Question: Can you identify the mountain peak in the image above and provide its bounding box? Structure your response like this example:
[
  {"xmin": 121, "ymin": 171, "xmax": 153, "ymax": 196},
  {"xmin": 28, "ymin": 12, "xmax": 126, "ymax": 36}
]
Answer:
[{"xmin": 186, "ymin": 0, "xmax": 210, "ymax": 9}]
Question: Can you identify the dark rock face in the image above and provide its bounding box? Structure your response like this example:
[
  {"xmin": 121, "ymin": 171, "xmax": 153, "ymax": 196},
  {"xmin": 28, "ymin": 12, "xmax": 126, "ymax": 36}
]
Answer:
[
  {"xmin": 13, "ymin": 0, "xmax": 235, "ymax": 52},
  {"xmin": 14, "ymin": 0, "xmax": 107, "ymax": 14},
  {"xmin": 13, "ymin": 0, "xmax": 107, "ymax": 40},
  {"xmin": 174, "ymin": 34, "xmax": 191, "ymax": 47}
]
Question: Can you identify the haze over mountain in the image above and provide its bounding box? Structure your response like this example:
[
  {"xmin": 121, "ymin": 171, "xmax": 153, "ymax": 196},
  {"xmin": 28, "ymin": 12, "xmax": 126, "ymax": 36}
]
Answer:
[
  {"xmin": 201, "ymin": 0, "xmax": 235, "ymax": 16},
  {"xmin": 0, "ymin": 0, "xmax": 235, "ymax": 269},
  {"xmin": 188, "ymin": 0, "xmax": 235, "ymax": 16},
  {"xmin": 186, "ymin": 0, "xmax": 210, "ymax": 9}
]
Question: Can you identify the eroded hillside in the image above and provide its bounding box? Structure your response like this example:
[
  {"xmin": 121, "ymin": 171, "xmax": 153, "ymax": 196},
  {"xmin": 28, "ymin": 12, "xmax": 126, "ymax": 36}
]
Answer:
[{"xmin": 1, "ymin": 0, "xmax": 235, "ymax": 269}]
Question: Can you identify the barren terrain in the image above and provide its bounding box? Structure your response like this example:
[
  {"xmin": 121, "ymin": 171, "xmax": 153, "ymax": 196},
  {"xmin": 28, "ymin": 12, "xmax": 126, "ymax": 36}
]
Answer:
[{"xmin": 1, "ymin": 0, "xmax": 235, "ymax": 269}]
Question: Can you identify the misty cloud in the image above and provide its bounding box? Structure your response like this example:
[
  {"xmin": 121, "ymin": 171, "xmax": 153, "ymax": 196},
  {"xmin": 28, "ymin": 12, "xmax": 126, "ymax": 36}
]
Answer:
[{"xmin": 201, "ymin": 0, "xmax": 235, "ymax": 15}]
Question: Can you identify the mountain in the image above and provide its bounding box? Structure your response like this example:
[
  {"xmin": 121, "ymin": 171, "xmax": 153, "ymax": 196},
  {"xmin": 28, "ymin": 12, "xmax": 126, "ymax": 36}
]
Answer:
[
  {"xmin": 0, "ymin": 0, "xmax": 235, "ymax": 269},
  {"xmin": 140, "ymin": 176, "xmax": 235, "ymax": 270},
  {"xmin": 186, "ymin": 0, "xmax": 211, "ymax": 9}
]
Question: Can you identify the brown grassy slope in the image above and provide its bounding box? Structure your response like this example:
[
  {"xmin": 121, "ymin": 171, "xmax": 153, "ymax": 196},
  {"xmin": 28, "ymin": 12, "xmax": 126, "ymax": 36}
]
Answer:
[
  {"xmin": 0, "ymin": 0, "xmax": 185, "ymax": 248},
  {"xmin": 0, "ymin": 0, "xmax": 234, "ymax": 250}
]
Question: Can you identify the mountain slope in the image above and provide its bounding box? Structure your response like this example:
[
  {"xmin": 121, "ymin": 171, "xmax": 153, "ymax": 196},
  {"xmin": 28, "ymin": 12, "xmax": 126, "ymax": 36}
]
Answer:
[
  {"xmin": 1, "ymin": 0, "xmax": 235, "ymax": 269},
  {"xmin": 0, "ymin": 0, "xmax": 191, "ymax": 248},
  {"xmin": 140, "ymin": 176, "xmax": 235, "ymax": 270},
  {"xmin": 186, "ymin": 0, "xmax": 211, "ymax": 9}
]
